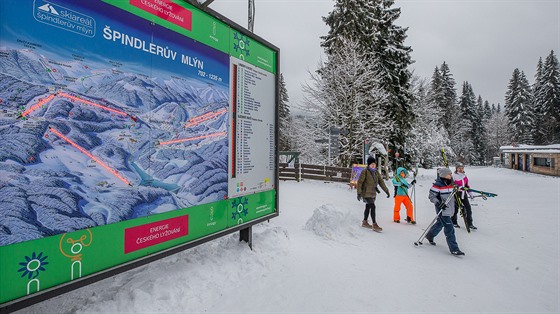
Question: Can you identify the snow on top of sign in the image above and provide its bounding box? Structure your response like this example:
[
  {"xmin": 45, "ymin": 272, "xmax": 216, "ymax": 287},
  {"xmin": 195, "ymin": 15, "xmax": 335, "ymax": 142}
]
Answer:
[{"xmin": 368, "ymin": 142, "xmax": 387, "ymax": 155}]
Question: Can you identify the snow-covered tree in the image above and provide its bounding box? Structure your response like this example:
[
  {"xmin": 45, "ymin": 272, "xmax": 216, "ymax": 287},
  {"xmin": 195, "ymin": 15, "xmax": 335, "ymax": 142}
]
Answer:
[
  {"xmin": 288, "ymin": 114, "xmax": 325, "ymax": 164},
  {"xmin": 426, "ymin": 66, "xmax": 443, "ymax": 107},
  {"xmin": 451, "ymin": 81, "xmax": 474, "ymax": 163},
  {"xmin": 302, "ymin": 39, "xmax": 392, "ymax": 167},
  {"xmin": 483, "ymin": 100, "xmax": 492, "ymax": 121},
  {"xmin": 504, "ymin": 68, "xmax": 534, "ymax": 144},
  {"xmin": 458, "ymin": 81, "xmax": 476, "ymax": 125},
  {"xmin": 532, "ymin": 57, "xmax": 546, "ymax": 144},
  {"xmin": 278, "ymin": 74, "xmax": 291, "ymax": 151},
  {"xmin": 539, "ymin": 50, "xmax": 560, "ymax": 143},
  {"xmin": 427, "ymin": 62, "xmax": 459, "ymax": 146},
  {"xmin": 424, "ymin": 62, "xmax": 473, "ymax": 164},
  {"xmin": 470, "ymin": 95, "xmax": 487, "ymax": 165},
  {"xmin": 405, "ymin": 75, "xmax": 452, "ymax": 168},
  {"xmin": 321, "ymin": 0, "xmax": 413, "ymax": 149},
  {"xmin": 484, "ymin": 107, "xmax": 510, "ymax": 161},
  {"xmin": 438, "ymin": 62, "xmax": 458, "ymax": 130},
  {"xmin": 428, "ymin": 63, "xmax": 457, "ymax": 128},
  {"xmin": 321, "ymin": 0, "xmax": 380, "ymax": 55}
]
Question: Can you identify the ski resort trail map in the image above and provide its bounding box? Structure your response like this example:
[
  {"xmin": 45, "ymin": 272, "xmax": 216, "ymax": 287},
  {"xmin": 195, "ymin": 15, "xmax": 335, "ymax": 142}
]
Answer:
[{"xmin": 0, "ymin": 0, "xmax": 230, "ymax": 246}]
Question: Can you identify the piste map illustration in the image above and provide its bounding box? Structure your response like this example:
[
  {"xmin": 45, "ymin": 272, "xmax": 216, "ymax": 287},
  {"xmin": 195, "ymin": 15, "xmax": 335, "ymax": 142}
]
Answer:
[{"xmin": 0, "ymin": 0, "xmax": 230, "ymax": 246}]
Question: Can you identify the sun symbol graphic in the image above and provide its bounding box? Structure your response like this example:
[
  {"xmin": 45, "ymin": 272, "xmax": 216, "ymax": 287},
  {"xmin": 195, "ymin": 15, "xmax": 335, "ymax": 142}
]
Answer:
[
  {"xmin": 231, "ymin": 196, "xmax": 249, "ymax": 220},
  {"xmin": 233, "ymin": 32, "xmax": 251, "ymax": 57},
  {"xmin": 18, "ymin": 252, "xmax": 49, "ymax": 280}
]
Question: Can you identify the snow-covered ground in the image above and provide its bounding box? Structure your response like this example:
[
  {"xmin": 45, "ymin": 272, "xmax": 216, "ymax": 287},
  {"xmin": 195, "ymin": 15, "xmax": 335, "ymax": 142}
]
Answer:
[{"xmin": 19, "ymin": 167, "xmax": 559, "ymax": 313}]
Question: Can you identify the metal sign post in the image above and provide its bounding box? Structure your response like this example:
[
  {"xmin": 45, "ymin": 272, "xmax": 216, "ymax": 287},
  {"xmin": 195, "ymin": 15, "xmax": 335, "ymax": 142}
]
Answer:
[{"xmin": 248, "ymin": 0, "xmax": 255, "ymax": 31}]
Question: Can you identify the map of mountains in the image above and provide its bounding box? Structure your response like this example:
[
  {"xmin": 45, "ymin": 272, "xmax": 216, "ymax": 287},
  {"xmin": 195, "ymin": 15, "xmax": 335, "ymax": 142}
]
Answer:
[{"xmin": 0, "ymin": 48, "xmax": 230, "ymax": 246}]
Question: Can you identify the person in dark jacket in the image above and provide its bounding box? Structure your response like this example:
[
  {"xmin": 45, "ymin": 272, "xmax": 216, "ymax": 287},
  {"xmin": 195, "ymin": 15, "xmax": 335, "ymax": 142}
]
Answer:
[
  {"xmin": 425, "ymin": 167, "xmax": 465, "ymax": 256},
  {"xmin": 357, "ymin": 157, "xmax": 390, "ymax": 232}
]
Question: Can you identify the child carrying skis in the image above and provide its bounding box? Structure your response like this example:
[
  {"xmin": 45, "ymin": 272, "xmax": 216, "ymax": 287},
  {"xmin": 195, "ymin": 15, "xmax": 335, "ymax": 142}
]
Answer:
[
  {"xmin": 392, "ymin": 167, "xmax": 416, "ymax": 224},
  {"xmin": 452, "ymin": 162, "xmax": 477, "ymax": 230},
  {"xmin": 425, "ymin": 168, "xmax": 465, "ymax": 256}
]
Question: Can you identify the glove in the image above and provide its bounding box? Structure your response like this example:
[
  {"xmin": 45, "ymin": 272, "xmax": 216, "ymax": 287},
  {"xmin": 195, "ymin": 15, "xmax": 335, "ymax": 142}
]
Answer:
[
  {"xmin": 357, "ymin": 195, "xmax": 362, "ymax": 202},
  {"xmin": 411, "ymin": 179, "xmax": 416, "ymax": 185},
  {"xmin": 438, "ymin": 203, "xmax": 447, "ymax": 209}
]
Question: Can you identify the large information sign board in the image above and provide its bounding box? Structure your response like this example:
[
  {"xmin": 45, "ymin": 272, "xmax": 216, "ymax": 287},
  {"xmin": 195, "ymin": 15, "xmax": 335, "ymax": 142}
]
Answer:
[
  {"xmin": 0, "ymin": 0, "xmax": 278, "ymax": 310},
  {"xmin": 229, "ymin": 59, "xmax": 276, "ymax": 197}
]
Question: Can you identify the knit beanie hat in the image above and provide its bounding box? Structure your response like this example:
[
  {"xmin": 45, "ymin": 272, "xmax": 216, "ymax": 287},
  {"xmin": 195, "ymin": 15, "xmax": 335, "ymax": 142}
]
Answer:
[
  {"xmin": 437, "ymin": 167, "xmax": 452, "ymax": 178},
  {"xmin": 366, "ymin": 156, "xmax": 376, "ymax": 166}
]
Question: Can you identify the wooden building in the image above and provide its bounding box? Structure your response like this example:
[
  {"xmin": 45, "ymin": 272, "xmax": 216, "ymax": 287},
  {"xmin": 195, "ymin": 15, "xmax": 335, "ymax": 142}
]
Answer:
[{"xmin": 499, "ymin": 144, "xmax": 560, "ymax": 176}]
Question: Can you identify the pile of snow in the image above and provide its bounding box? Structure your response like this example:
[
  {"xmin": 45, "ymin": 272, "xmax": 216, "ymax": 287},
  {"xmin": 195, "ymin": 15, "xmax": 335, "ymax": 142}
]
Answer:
[{"xmin": 304, "ymin": 204, "xmax": 357, "ymax": 240}]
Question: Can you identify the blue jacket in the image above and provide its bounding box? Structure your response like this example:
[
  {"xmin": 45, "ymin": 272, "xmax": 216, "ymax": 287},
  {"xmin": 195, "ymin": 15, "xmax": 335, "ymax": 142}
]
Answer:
[
  {"xmin": 392, "ymin": 167, "xmax": 411, "ymax": 196},
  {"xmin": 428, "ymin": 177, "xmax": 456, "ymax": 216}
]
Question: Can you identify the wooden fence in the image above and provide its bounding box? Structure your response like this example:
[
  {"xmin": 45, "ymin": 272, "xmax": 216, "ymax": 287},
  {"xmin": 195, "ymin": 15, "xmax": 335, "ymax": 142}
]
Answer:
[{"xmin": 279, "ymin": 163, "xmax": 352, "ymax": 183}]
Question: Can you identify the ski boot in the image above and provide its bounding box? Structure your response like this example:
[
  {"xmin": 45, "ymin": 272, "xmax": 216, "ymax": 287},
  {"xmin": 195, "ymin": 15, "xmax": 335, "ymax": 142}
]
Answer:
[{"xmin": 425, "ymin": 235, "xmax": 436, "ymax": 245}]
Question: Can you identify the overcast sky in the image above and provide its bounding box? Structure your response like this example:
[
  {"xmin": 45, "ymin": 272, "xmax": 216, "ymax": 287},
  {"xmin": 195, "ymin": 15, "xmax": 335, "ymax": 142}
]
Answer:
[{"xmin": 208, "ymin": 0, "xmax": 560, "ymax": 109}]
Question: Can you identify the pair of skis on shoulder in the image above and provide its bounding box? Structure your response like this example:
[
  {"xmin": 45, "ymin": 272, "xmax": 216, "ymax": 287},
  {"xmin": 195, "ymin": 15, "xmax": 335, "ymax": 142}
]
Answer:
[{"xmin": 440, "ymin": 149, "xmax": 497, "ymax": 233}]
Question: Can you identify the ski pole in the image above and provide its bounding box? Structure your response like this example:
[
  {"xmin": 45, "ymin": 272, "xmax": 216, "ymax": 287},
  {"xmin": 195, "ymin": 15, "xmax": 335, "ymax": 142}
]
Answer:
[
  {"xmin": 471, "ymin": 194, "xmax": 488, "ymax": 200},
  {"xmin": 412, "ymin": 183, "xmax": 416, "ymax": 222},
  {"xmin": 454, "ymin": 187, "xmax": 471, "ymax": 233},
  {"xmin": 394, "ymin": 174, "xmax": 414, "ymax": 204},
  {"xmin": 413, "ymin": 207, "xmax": 444, "ymax": 246},
  {"xmin": 413, "ymin": 163, "xmax": 418, "ymax": 222},
  {"xmin": 414, "ymin": 187, "xmax": 458, "ymax": 246}
]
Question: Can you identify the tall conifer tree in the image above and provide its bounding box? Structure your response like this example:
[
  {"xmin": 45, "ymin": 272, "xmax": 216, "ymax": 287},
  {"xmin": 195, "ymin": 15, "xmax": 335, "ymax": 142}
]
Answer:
[
  {"xmin": 505, "ymin": 69, "xmax": 534, "ymax": 144},
  {"xmin": 439, "ymin": 62, "xmax": 458, "ymax": 131},
  {"xmin": 453, "ymin": 81, "xmax": 475, "ymax": 163},
  {"xmin": 405, "ymin": 76, "xmax": 451, "ymax": 168},
  {"xmin": 540, "ymin": 50, "xmax": 560, "ymax": 143},
  {"xmin": 532, "ymin": 57, "xmax": 545, "ymax": 144},
  {"xmin": 278, "ymin": 74, "xmax": 291, "ymax": 151},
  {"xmin": 321, "ymin": 0, "xmax": 413, "ymax": 149},
  {"xmin": 471, "ymin": 96, "xmax": 486, "ymax": 165}
]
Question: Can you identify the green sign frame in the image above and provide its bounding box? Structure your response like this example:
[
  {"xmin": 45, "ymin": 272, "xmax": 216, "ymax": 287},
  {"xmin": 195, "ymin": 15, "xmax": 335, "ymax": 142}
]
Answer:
[{"xmin": 0, "ymin": 0, "xmax": 280, "ymax": 311}]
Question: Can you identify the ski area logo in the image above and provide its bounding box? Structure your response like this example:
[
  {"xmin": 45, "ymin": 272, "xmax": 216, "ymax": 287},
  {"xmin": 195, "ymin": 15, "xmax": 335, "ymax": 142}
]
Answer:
[
  {"xmin": 33, "ymin": 0, "xmax": 96, "ymax": 37},
  {"xmin": 38, "ymin": 3, "xmax": 59, "ymax": 15}
]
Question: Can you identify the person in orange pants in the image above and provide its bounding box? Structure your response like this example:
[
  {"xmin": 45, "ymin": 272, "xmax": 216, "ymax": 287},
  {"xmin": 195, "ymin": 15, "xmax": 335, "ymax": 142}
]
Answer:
[{"xmin": 392, "ymin": 167, "xmax": 416, "ymax": 224}]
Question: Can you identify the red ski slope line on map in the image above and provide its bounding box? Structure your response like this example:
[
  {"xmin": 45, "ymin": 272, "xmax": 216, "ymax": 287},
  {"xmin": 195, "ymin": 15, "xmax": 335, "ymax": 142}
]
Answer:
[
  {"xmin": 58, "ymin": 92, "xmax": 129, "ymax": 116},
  {"xmin": 20, "ymin": 94, "xmax": 56, "ymax": 117},
  {"xmin": 184, "ymin": 108, "xmax": 227, "ymax": 128},
  {"xmin": 159, "ymin": 131, "xmax": 227, "ymax": 146},
  {"xmin": 20, "ymin": 92, "xmax": 133, "ymax": 119},
  {"xmin": 49, "ymin": 127, "xmax": 132, "ymax": 186}
]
